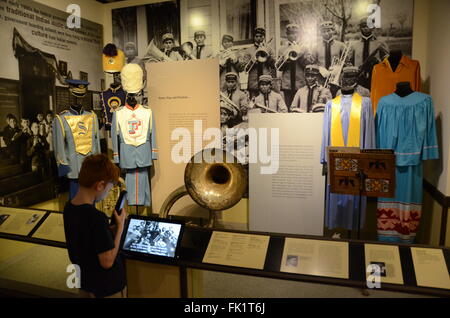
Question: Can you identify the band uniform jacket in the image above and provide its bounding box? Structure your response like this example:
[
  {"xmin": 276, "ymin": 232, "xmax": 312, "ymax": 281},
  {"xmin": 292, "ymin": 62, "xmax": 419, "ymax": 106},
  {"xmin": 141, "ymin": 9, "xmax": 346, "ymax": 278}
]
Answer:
[
  {"xmin": 350, "ymin": 35, "xmax": 389, "ymax": 68},
  {"xmin": 222, "ymin": 88, "xmax": 249, "ymax": 115},
  {"xmin": 239, "ymin": 44, "xmax": 277, "ymax": 91},
  {"xmin": 194, "ymin": 45, "xmax": 214, "ymax": 59},
  {"xmin": 311, "ymin": 39, "xmax": 346, "ymax": 69},
  {"xmin": 164, "ymin": 49, "xmax": 183, "ymax": 62},
  {"xmin": 253, "ymin": 91, "xmax": 288, "ymax": 113},
  {"xmin": 52, "ymin": 107, "xmax": 101, "ymax": 179},
  {"xmin": 218, "ymin": 51, "xmax": 240, "ymax": 89},
  {"xmin": 278, "ymin": 41, "xmax": 314, "ymax": 91},
  {"xmin": 101, "ymin": 85, "xmax": 126, "ymax": 126},
  {"xmin": 111, "ymin": 104, "xmax": 157, "ymax": 169},
  {"xmin": 291, "ymin": 84, "xmax": 332, "ymax": 112}
]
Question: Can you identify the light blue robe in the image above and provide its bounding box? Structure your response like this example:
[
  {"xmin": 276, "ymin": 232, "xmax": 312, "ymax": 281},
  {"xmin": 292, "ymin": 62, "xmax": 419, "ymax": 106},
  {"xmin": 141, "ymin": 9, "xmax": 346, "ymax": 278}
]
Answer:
[
  {"xmin": 376, "ymin": 92, "xmax": 438, "ymax": 243},
  {"xmin": 321, "ymin": 94, "xmax": 376, "ymax": 230}
]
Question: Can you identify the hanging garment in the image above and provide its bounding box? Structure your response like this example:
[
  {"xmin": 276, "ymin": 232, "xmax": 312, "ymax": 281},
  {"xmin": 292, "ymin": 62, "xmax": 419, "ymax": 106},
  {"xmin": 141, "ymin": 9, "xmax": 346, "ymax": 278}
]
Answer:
[
  {"xmin": 125, "ymin": 168, "xmax": 151, "ymax": 206},
  {"xmin": 101, "ymin": 85, "xmax": 126, "ymax": 127},
  {"xmin": 52, "ymin": 107, "xmax": 101, "ymax": 179},
  {"xmin": 376, "ymin": 92, "xmax": 438, "ymax": 244},
  {"xmin": 370, "ymin": 55, "xmax": 421, "ymax": 113},
  {"xmin": 111, "ymin": 104, "xmax": 157, "ymax": 206},
  {"xmin": 111, "ymin": 104, "xmax": 158, "ymax": 168},
  {"xmin": 321, "ymin": 93, "xmax": 376, "ymax": 230}
]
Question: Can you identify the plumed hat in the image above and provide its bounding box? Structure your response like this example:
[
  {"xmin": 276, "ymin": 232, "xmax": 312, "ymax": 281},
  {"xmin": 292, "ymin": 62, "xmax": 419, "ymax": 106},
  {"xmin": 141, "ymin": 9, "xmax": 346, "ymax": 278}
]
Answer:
[
  {"xmin": 121, "ymin": 63, "xmax": 143, "ymax": 94},
  {"xmin": 102, "ymin": 43, "xmax": 125, "ymax": 73}
]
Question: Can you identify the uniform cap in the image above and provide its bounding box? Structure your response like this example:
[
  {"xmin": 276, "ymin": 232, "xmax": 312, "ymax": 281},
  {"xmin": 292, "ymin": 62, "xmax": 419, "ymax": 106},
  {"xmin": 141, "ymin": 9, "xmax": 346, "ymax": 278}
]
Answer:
[
  {"xmin": 286, "ymin": 23, "xmax": 300, "ymax": 33},
  {"xmin": 222, "ymin": 34, "xmax": 234, "ymax": 42},
  {"xmin": 320, "ymin": 21, "xmax": 335, "ymax": 30},
  {"xmin": 305, "ymin": 64, "xmax": 320, "ymax": 75},
  {"xmin": 254, "ymin": 27, "xmax": 266, "ymax": 36},
  {"xmin": 162, "ymin": 33, "xmax": 174, "ymax": 42},
  {"xmin": 258, "ymin": 74, "xmax": 272, "ymax": 83},
  {"xmin": 225, "ymin": 72, "xmax": 238, "ymax": 80},
  {"xmin": 194, "ymin": 30, "xmax": 206, "ymax": 37}
]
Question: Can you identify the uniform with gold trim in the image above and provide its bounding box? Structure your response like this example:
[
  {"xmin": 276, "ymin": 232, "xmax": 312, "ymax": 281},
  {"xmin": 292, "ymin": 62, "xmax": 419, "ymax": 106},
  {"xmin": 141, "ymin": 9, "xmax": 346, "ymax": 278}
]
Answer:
[
  {"xmin": 52, "ymin": 79, "xmax": 101, "ymax": 182},
  {"xmin": 101, "ymin": 84, "xmax": 126, "ymax": 128},
  {"xmin": 52, "ymin": 105, "xmax": 101, "ymax": 180}
]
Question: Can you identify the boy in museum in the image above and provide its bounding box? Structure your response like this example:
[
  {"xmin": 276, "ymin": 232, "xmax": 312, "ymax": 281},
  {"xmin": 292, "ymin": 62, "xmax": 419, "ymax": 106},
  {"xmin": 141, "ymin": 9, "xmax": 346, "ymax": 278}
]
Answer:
[{"xmin": 63, "ymin": 154, "xmax": 128, "ymax": 298}]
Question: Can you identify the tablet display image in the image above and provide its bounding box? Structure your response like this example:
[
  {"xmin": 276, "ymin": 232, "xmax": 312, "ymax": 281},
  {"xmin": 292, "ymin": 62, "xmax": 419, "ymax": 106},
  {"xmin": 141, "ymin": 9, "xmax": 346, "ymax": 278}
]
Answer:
[{"xmin": 122, "ymin": 218, "xmax": 182, "ymax": 258}]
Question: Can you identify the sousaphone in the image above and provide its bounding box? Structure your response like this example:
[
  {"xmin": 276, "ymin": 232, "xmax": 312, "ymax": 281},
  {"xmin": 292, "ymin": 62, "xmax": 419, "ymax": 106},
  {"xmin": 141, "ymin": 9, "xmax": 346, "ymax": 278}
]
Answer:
[{"xmin": 159, "ymin": 148, "xmax": 247, "ymax": 227}]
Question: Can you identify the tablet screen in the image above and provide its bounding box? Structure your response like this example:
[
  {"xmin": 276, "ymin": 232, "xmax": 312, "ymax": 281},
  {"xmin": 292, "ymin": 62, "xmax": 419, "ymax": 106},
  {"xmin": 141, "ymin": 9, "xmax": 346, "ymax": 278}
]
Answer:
[{"xmin": 122, "ymin": 218, "xmax": 183, "ymax": 258}]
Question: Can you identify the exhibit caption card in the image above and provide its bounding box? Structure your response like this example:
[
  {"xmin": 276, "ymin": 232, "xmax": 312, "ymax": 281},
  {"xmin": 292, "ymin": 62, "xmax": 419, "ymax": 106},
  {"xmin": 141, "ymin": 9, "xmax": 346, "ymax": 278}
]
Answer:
[
  {"xmin": 280, "ymin": 238, "xmax": 349, "ymax": 279},
  {"xmin": 411, "ymin": 247, "xmax": 450, "ymax": 290},
  {"xmin": 0, "ymin": 208, "xmax": 45, "ymax": 236},
  {"xmin": 364, "ymin": 244, "xmax": 403, "ymax": 285},
  {"xmin": 202, "ymin": 231, "xmax": 270, "ymax": 270},
  {"xmin": 32, "ymin": 213, "xmax": 65, "ymax": 242}
]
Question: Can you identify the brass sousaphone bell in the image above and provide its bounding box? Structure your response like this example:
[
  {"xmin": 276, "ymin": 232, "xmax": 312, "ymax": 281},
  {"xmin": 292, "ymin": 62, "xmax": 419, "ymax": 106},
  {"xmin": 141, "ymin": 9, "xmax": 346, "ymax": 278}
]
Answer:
[{"xmin": 159, "ymin": 148, "xmax": 247, "ymax": 227}]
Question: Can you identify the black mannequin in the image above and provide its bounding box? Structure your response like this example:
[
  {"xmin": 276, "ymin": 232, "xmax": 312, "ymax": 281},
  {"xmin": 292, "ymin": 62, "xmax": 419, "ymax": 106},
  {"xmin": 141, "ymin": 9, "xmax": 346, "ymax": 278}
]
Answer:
[
  {"xmin": 70, "ymin": 102, "xmax": 83, "ymax": 113},
  {"xmin": 126, "ymin": 93, "xmax": 139, "ymax": 109},
  {"xmin": 395, "ymin": 81, "xmax": 414, "ymax": 97},
  {"xmin": 112, "ymin": 72, "xmax": 121, "ymax": 85},
  {"xmin": 341, "ymin": 86, "xmax": 355, "ymax": 95},
  {"xmin": 388, "ymin": 50, "xmax": 403, "ymax": 72}
]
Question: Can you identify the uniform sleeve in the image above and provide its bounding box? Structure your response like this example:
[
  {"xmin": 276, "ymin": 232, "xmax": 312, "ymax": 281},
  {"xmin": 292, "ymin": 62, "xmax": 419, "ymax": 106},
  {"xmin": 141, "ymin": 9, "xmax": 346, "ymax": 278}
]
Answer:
[
  {"xmin": 151, "ymin": 111, "xmax": 158, "ymax": 160},
  {"xmin": 422, "ymin": 97, "xmax": 439, "ymax": 160},
  {"xmin": 415, "ymin": 62, "xmax": 422, "ymax": 92},
  {"xmin": 92, "ymin": 112, "xmax": 101, "ymax": 154},
  {"xmin": 370, "ymin": 65, "xmax": 378, "ymax": 113},
  {"xmin": 361, "ymin": 98, "xmax": 376, "ymax": 150},
  {"xmin": 321, "ymin": 101, "xmax": 332, "ymax": 164},
  {"xmin": 277, "ymin": 94, "xmax": 288, "ymax": 113},
  {"xmin": 291, "ymin": 90, "xmax": 301, "ymax": 109},
  {"xmin": 52, "ymin": 115, "xmax": 70, "ymax": 177},
  {"xmin": 111, "ymin": 111, "xmax": 120, "ymax": 164},
  {"xmin": 92, "ymin": 213, "xmax": 115, "ymax": 254}
]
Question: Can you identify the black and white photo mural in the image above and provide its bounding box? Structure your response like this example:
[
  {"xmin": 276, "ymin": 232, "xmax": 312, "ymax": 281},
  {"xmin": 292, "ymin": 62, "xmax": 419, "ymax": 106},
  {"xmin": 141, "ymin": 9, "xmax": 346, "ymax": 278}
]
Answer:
[
  {"xmin": 111, "ymin": 0, "xmax": 413, "ymax": 123},
  {"xmin": 0, "ymin": 0, "xmax": 103, "ymax": 206}
]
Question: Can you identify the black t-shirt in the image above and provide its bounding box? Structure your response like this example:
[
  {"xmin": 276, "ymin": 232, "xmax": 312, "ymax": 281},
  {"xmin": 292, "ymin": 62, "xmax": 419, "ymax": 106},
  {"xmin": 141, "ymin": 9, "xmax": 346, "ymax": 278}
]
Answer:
[{"xmin": 63, "ymin": 202, "xmax": 126, "ymax": 297}]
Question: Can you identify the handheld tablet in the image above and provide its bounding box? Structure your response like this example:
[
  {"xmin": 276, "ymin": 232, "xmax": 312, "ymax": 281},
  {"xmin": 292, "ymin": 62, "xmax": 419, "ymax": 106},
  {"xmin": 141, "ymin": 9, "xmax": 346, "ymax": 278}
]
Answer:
[{"xmin": 121, "ymin": 215, "xmax": 184, "ymax": 259}]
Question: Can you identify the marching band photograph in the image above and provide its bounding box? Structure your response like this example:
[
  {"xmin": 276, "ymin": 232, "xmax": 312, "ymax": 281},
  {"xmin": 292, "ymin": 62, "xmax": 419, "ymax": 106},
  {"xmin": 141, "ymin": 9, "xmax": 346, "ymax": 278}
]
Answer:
[{"xmin": 111, "ymin": 0, "xmax": 413, "ymax": 164}]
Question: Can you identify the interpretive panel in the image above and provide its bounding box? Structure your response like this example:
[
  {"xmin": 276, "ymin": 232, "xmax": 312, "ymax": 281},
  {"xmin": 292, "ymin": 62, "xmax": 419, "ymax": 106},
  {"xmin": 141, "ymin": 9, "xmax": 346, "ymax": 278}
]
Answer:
[
  {"xmin": 280, "ymin": 238, "xmax": 349, "ymax": 279},
  {"xmin": 411, "ymin": 248, "xmax": 450, "ymax": 290},
  {"xmin": 0, "ymin": 208, "xmax": 45, "ymax": 236},
  {"xmin": 203, "ymin": 231, "xmax": 270, "ymax": 270},
  {"xmin": 364, "ymin": 244, "xmax": 403, "ymax": 285},
  {"xmin": 249, "ymin": 114, "xmax": 325, "ymax": 236},
  {"xmin": 147, "ymin": 59, "xmax": 220, "ymax": 216},
  {"xmin": 32, "ymin": 213, "xmax": 65, "ymax": 242}
]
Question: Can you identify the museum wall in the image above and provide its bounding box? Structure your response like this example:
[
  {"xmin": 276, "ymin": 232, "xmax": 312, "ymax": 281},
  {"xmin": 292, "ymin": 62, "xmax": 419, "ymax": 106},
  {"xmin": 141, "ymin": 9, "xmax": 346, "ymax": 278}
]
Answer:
[
  {"xmin": 3, "ymin": 0, "xmax": 446, "ymax": 242},
  {"xmin": 35, "ymin": 0, "xmax": 104, "ymax": 25}
]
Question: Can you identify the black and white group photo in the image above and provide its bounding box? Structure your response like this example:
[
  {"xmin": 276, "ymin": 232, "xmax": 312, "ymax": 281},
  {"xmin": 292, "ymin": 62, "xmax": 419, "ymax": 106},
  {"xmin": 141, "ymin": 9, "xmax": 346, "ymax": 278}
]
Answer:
[{"xmin": 111, "ymin": 0, "xmax": 413, "ymax": 163}]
